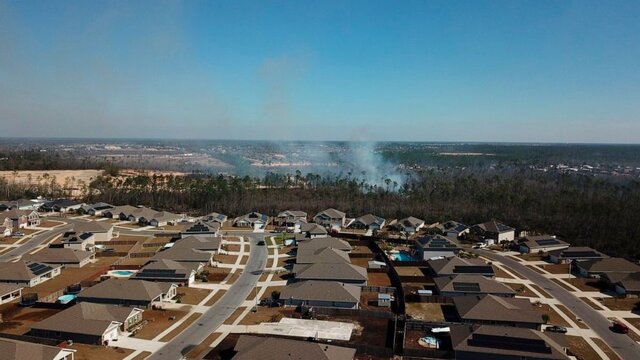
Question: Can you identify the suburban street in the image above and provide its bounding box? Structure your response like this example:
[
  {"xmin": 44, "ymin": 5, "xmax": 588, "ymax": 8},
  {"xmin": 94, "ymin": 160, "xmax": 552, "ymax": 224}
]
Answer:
[
  {"xmin": 475, "ymin": 249, "xmax": 640, "ymax": 360},
  {"xmin": 0, "ymin": 223, "xmax": 71, "ymax": 262},
  {"xmin": 148, "ymin": 232, "xmax": 268, "ymax": 360}
]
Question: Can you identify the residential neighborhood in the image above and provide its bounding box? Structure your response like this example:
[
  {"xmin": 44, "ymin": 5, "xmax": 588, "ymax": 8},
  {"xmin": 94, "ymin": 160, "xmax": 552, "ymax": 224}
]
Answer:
[{"xmin": 0, "ymin": 200, "xmax": 638, "ymax": 360}]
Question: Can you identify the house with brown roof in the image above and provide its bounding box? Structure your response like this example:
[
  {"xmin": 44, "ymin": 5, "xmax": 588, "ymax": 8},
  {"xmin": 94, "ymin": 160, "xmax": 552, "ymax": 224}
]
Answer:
[
  {"xmin": 416, "ymin": 235, "xmax": 460, "ymax": 260},
  {"xmin": 232, "ymin": 335, "xmax": 356, "ymax": 360},
  {"xmin": 450, "ymin": 325, "xmax": 569, "ymax": 359},
  {"xmin": 548, "ymin": 246, "xmax": 606, "ymax": 264},
  {"xmin": 296, "ymin": 247, "xmax": 351, "ymax": 265},
  {"xmin": 427, "ymin": 256, "xmax": 495, "ymax": 277},
  {"xmin": 293, "ymin": 263, "xmax": 368, "ymax": 285},
  {"xmin": 275, "ymin": 210, "xmax": 308, "ymax": 228},
  {"xmin": 132, "ymin": 259, "xmax": 202, "ymax": 286},
  {"xmin": 233, "ymin": 212, "xmax": 269, "ymax": 230},
  {"xmin": 151, "ymin": 235, "xmax": 220, "ymax": 265},
  {"xmin": 181, "ymin": 221, "xmax": 220, "ymax": 238},
  {"xmin": 296, "ymin": 237, "xmax": 352, "ymax": 253},
  {"xmin": 30, "ymin": 302, "xmax": 143, "ymax": 345},
  {"xmin": 389, "ymin": 216, "xmax": 425, "ymax": 235},
  {"xmin": 23, "ymin": 248, "xmax": 95, "ymax": 268},
  {"xmin": 603, "ymin": 272, "xmax": 640, "ymax": 297},
  {"xmin": 299, "ymin": 223, "xmax": 328, "ymax": 238},
  {"xmin": 313, "ymin": 208, "xmax": 347, "ymax": 231},
  {"xmin": 0, "ymin": 209, "xmax": 40, "ymax": 228},
  {"xmin": 575, "ymin": 257, "xmax": 640, "ymax": 278},
  {"xmin": 76, "ymin": 278, "xmax": 176, "ymax": 308},
  {"xmin": 0, "ymin": 261, "xmax": 62, "ymax": 287},
  {"xmin": 0, "ymin": 338, "xmax": 75, "ymax": 360},
  {"xmin": 280, "ymin": 281, "xmax": 361, "ymax": 309},
  {"xmin": 517, "ymin": 235, "xmax": 569, "ymax": 254},
  {"xmin": 434, "ymin": 274, "xmax": 516, "ymax": 297},
  {"xmin": 453, "ymin": 294, "xmax": 544, "ymax": 329},
  {"xmin": 70, "ymin": 221, "xmax": 114, "ymax": 242},
  {"xmin": 0, "ymin": 283, "xmax": 23, "ymax": 305},
  {"xmin": 349, "ymin": 214, "xmax": 386, "ymax": 233}
]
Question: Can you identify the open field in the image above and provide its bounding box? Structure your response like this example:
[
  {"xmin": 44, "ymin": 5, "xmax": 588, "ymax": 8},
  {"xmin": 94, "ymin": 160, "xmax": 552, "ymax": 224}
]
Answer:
[{"xmin": 0, "ymin": 169, "xmax": 103, "ymax": 187}]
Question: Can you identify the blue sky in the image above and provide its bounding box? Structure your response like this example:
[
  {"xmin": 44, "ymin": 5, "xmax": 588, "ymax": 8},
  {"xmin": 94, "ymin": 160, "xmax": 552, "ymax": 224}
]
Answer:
[{"xmin": 1, "ymin": 0, "xmax": 639, "ymax": 142}]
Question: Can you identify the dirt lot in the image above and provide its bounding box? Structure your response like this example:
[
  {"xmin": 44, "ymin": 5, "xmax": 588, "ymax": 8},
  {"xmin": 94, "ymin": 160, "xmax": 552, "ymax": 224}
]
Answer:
[
  {"xmin": 239, "ymin": 307, "xmax": 296, "ymax": 325},
  {"xmin": 525, "ymin": 265, "xmax": 546, "ymax": 275},
  {"xmin": 529, "ymin": 284, "xmax": 552, "ymax": 298},
  {"xmin": 368, "ymin": 272, "xmax": 392, "ymax": 286},
  {"xmin": 39, "ymin": 219, "xmax": 66, "ymax": 228},
  {"xmin": 203, "ymin": 267, "xmax": 231, "ymax": 282},
  {"xmin": 350, "ymin": 257, "xmax": 371, "ymax": 267},
  {"xmin": 0, "ymin": 305, "xmax": 61, "ymax": 335},
  {"xmin": 323, "ymin": 315, "xmax": 391, "ymax": 349},
  {"xmin": 69, "ymin": 343, "xmax": 133, "ymax": 360},
  {"xmin": 580, "ymin": 297, "xmax": 605, "ymax": 310},
  {"xmin": 541, "ymin": 263, "xmax": 572, "ymax": 274},
  {"xmin": 395, "ymin": 267, "xmax": 427, "ymax": 277},
  {"xmin": 185, "ymin": 332, "xmax": 223, "ymax": 359},
  {"xmin": 565, "ymin": 278, "xmax": 606, "ymax": 292},
  {"xmin": 216, "ymin": 254, "xmax": 239, "ymax": 264},
  {"xmin": 226, "ymin": 244, "xmax": 241, "ymax": 252},
  {"xmin": 517, "ymin": 253, "xmax": 547, "ymax": 262},
  {"xmin": 551, "ymin": 278, "xmax": 576, "ymax": 292},
  {"xmin": 556, "ymin": 304, "xmax": 589, "ymax": 329},
  {"xmin": 591, "ymin": 337, "xmax": 618, "ymax": 359},
  {"xmin": 624, "ymin": 318, "xmax": 640, "ymax": 341},
  {"xmin": 177, "ymin": 287, "xmax": 212, "ymax": 305},
  {"xmin": 0, "ymin": 170, "xmax": 103, "ymax": 187},
  {"xmin": 600, "ymin": 297, "xmax": 639, "ymax": 311},
  {"xmin": 160, "ymin": 312, "xmax": 202, "ymax": 342},
  {"xmin": 534, "ymin": 304, "xmax": 570, "ymax": 327},
  {"xmin": 493, "ymin": 266, "xmax": 514, "ymax": 279},
  {"xmin": 566, "ymin": 336, "xmax": 600, "ymax": 360},
  {"xmin": 134, "ymin": 309, "xmax": 189, "ymax": 340},
  {"xmin": 351, "ymin": 246, "xmax": 372, "ymax": 255},
  {"xmin": 405, "ymin": 303, "xmax": 446, "ymax": 321},
  {"xmin": 505, "ymin": 282, "xmax": 537, "ymax": 297}
]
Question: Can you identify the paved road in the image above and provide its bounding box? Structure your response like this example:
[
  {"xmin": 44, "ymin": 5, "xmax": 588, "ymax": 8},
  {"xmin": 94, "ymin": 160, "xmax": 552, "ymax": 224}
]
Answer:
[
  {"xmin": 0, "ymin": 224, "xmax": 71, "ymax": 261},
  {"xmin": 148, "ymin": 232, "xmax": 268, "ymax": 360},
  {"xmin": 475, "ymin": 249, "xmax": 640, "ymax": 360}
]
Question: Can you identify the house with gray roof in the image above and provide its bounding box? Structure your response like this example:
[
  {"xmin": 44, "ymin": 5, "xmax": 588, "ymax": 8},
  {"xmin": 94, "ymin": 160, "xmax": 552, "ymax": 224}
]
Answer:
[
  {"xmin": 416, "ymin": 234, "xmax": 460, "ymax": 260},
  {"xmin": 349, "ymin": 214, "xmax": 386, "ymax": 232},
  {"xmin": 296, "ymin": 247, "xmax": 351, "ymax": 265},
  {"xmin": 453, "ymin": 294, "xmax": 544, "ymax": 329},
  {"xmin": 30, "ymin": 302, "xmax": 143, "ymax": 345},
  {"xmin": 576, "ymin": 257, "xmax": 640, "ymax": 278},
  {"xmin": 181, "ymin": 221, "xmax": 220, "ymax": 238},
  {"xmin": 1, "ymin": 209, "xmax": 40, "ymax": 228},
  {"xmin": 313, "ymin": 208, "xmax": 347, "ymax": 231},
  {"xmin": 548, "ymin": 246, "xmax": 606, "ymax": 264},
  {"xmin": 292, "ymin": 263, "xmax": 368, "ymax": 285},
  {"xmin": 427, "ymin": 256, "xmax": 495, "ymax": 277},
  {"xmin": 276, "ymin": 210, "xmax": 308, "ymax": 228},
  {"xmin": 80, "ymin": 202, "xmax": 115, "ymax": 216},
  {"xmin": 280, "ymin": 281, "xmax": 361, "ymax": 309},
  {"xmin": 132, "ymin": 259, "xmax": 202, "ymax": 286},
  {"xmin": 439, "ymin": 220, "xmax": 470, "ymax": 238},
  {"xmin": 233, "ymin": 212, "xmax": 269, "ymax": 230},
  {"xmin": 39, "ymin": 199, "xmax": 84, "ymax": 213},
  {"xmin": 518, "ymin": 235, "xmax": 569, "ymax": 254},
  {"xmin": 297, "ymin": 237, "xmax": 352, "ymax": 253},
  {"xmin": 389, "ymin": 216, "xmax": 425, "ymax": 235},
  {"xmin": 23, "ymin": 248, "xmax": 95, "ymax": 268},
  {"xmin": 299, "ymin": 223, "xmax": 328, "ymax": 238},
  {"xmin": 102, "ymin": 205, "xmax": 138, "ymax": 219},
  {"xmin": 151, "ymin": 235, "xmax": 220, "ymax": 265},
  {"xmin": 203, "ymin": 212, "xmax": 228, "ymax": 223},
  {"xmin": 434, "ymin": 274, "xmax": 516, "ymax": 297},
  {"xmin": 0, "ymin": 338, "xmax": 75, "ymax": 360},
  {"xmin": 232, "ymin": 335, "xmax": 356, "ymax": 360},
  {"xmin": 0, "ymin": 283, "xmax": 23, "ymax": 305},
  {"xmin": 77, "ymin": 278, "xmax": 176, "ymax": 308},
  {"xmin": 0, "ymin": 261, "xmax": 62, "ymax": 287},
  {"xmin": 473, "ymin": 220, "xmax": 516, "ymax": 244},
  {"xmin": 450, "ymin": 325, "xmax": 569, "ymax": 359}
]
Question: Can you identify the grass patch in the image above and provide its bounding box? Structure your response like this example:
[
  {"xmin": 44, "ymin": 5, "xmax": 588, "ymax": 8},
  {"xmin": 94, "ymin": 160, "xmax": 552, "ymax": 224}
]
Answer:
[
  {"xmin": 185, "ymin": 332, "xmax": 223, "ymax": 359},
  {"xmin": 159, "ymin": 312, "xmax": 202, "ymax": 342},
  {"xmin": 535, "ymin": 304, "xmax": 570, "ymax": 327},
  {"xmin": 204, "ymin": 290, "xmax": 227, "ymax": 306},
  {"xmin": 505, "ymin": 282, "xmax": 537, "ymax": 297},
  {"xmin": 176, "ymin": 287, "xmax": 212, "ymax": 305},
  {"xmin": 591, "ymin": 337, "xmax": 619, "ymax": 359},
  {"xmin": 134, "ymin": 309, "xmax": 188, "ymax": 340},
  {"xmin": 556, "ymin": 304, "xmax": 589, "ymax": 329},
  {"xmin": 529, "ymin": 284, "xmax": 552, "ymax": 299},
  {"xmin": 551, "ymin": 278, "xmax": 576, "ymax": 292},
  {"xmin": 223, "ymin": 307, "xmax": 246, "ymax": 325},
  {"xmin": 600, "ymin": 297, "xmax": 639, "ymax": 311},
  {"xmin": 566, "ymin": 336, "xmax": 601, "ymax": 360},
  {"xmin": 69, "ymin": 343, "xmax": 133, "ymax": 360}
]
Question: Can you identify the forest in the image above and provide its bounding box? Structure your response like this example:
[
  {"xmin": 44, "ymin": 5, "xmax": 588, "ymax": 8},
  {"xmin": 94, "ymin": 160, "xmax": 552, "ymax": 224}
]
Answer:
[{"xmin": 2, "ymin": 166, "xmax": 639, "ymax": 259}]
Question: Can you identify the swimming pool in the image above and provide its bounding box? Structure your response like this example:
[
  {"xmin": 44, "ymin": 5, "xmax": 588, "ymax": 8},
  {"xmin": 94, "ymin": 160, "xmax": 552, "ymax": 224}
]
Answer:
[
  {"xmin": 108, "ymin": 270, "xmax": 137, "ymax": 277},
  {"xmin": 390, "ymin": 251, "xmax": 419, "ymax": 262},
  {"xmin": 57, "ymin": 294, "xmax": 76, "ymax": 304}
]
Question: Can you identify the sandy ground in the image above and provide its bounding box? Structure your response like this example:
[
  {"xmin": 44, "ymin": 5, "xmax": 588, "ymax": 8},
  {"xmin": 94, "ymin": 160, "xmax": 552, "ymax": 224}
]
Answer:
[{"xmin": 0, "ymin": 170, "xmax": 103, "ymax": 187}]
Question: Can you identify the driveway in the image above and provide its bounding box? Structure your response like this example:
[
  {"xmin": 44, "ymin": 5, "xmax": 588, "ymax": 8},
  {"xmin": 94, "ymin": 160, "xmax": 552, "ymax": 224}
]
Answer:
[
  {"xmin": 475, "ymin": 249, "xmax": 640, "ymax": 359},
  {"xmin": 0, "ymin": 224, "xmax": 71, "ymax": 261},
  {"xmin": 148, "ymin": 232, "xmax": 268, "ymax": 360}
]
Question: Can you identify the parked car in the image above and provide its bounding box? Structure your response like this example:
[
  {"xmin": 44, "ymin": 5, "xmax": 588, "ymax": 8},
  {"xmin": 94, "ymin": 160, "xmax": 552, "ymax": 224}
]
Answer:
[
  {"xmin": 612, "ymin": 321, "xmax": 629, "ymax": 334},
  {"xmin": 545, "ymin": 325, "xmax": 567, "ymax": 334},
  {"xmin": 257, "ymin": 240, "xmax": 266, "ymax": 246}
]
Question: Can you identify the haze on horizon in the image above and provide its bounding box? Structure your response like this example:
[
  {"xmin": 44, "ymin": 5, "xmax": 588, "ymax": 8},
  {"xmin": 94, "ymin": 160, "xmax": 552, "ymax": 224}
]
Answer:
[{"xmin": 1, "ymin": 1, "xmax": 639, "ymax": 144}]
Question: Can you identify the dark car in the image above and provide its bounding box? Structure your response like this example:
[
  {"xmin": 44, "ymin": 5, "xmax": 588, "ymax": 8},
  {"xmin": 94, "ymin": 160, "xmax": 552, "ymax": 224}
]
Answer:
[
  {"xmin": 545, "ymin": 325, "xmax": 567, "ymax": 334},
  {"xmin": 612, "ymin": 321, "xmax": 629, "ymax": 334},
  {"xmin": 257, "ymin": 240, "xmax": 266, "ymax": 246}
]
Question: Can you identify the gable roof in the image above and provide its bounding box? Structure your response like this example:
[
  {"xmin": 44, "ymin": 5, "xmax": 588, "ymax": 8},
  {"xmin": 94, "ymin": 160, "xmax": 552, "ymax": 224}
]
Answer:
[
  {"xmin": 474, "ymin": 220, "xmax": 515, "ymax": 234},
  {"xmin": 518, "ymin": 235, "xmax": 569, "ymax": 250},
  {"xmin": 182, "ymin": 221, "xmax": 220, "ymax": 235},
  {"xmin": 31, "ymin": 302, "xmax": 139, "ymax": 337},
  {"xmin": 173, "ymin": 235, "xmax": 221, "ymax": 251},
  {"xmin": 133, "ymin": 260, "xmax": 199, "ymax": 282},
  {"xmin": 417, "ymin": 235, "xmax": 459, "ymax": 250},
  {"xmin": 281, "ymin": 281, "xmax": 361, "ymax": 304},
  {"xmin": 23, "ymin": 248, "xmax": 94, "ymax": 264},
  {"xmin": 453, "ymin": 294, "xmax": 543, "ymax": 324},
  {"xmin": 277, "ymin": 210, "xmax": 308, "ymax": 218},
  {"xmin": 397, "ymin": 216, "xmax": 425, "ymax": 228},
  {"xmin": 297, "ymin": 237, "xmax": 352, "ymax": 252},
  {"xmin": 78, "ymin": 278, "xmax": 171, "ymax": 302},
  {"xmin": 434, "ymin": 275, "xmax": 516, "ymax": 296},
  {"xmin": 296, "ymin": 247, "xmax": 351, "ymax": 264},
  {"xmin": 315, "ymin": 208, "xmax": 346, "ymax": 219},
  {"xmin": 293, "ymin": 263, "xmax": 368, "ymax": 282},
  {"xmin": 235, "ymin": 212, "xmax": 268, "ymax": 224},
  {"xmin": 0, "ymin": 261, "xmax": 60, "ymax": 282},
  {"xmin": 428, "ymin": 256, "xmax": 494, "ymax": 276},
  {"xmin": 233, "ymin": 335, "xmax": 356, "ymax": 360},
  {"xmin": 0, "ymin": 283, "xmax": 23, "ymax": 296},
  {"xmin": 1, "ymin": 209, "xmax": 37, "ymax": 221},
  {"xmin": 300, "ymin": 223, "xmax": 328, "ymax": 235},
  {"xmin": 151, "ymin": 246, "xmax": 212, "ymax": 263},
  {"xmin": 0, "ymin": 338, "xmax": 74, "ymax": 360},
  {"xmin": 204, "ymin": 212, "xmax": 227, "ymax": 223},
  {"xmin": 547, "ymin": 246, "xmax": 606, "ymax": 260},
  {"xmin": 73, "ymin": 221, "xmax": 113, "ymax": 234},
  {"xmin": 577, "ymin": 257, "xmax": 640, "ymax": 273},
  {"xmin": 352, "ymin": 214, "xmax": 385, "ymax": 227}
]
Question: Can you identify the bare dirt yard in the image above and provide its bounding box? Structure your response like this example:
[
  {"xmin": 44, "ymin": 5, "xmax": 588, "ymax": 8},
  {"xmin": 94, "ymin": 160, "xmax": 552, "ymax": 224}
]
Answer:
[
  {"xmin": 176, "ymin": 287, "xmax": 212, "ymax": 305},
  {"xmin": 0, "ymin": 305, "xmax": 61, "ymax": 335},
  {"xmin": 368, "ymin": 272, "xmax": 393, "ymax": 286},
  {"xmin": 134, "ymin": 309, "xmax": 189, "ymax": 340},
  {"xmin": 70, "ymin": 343, "xmax": 133, "ymax": 360},
  {"xmin": 405, "ymin": 303, "xmax": 446, "ymax": 321},
  {"xmin": 600, "ymin": 297, "xmax": 639, "ymax": 311},
  {"xmin": 534, "ymin": 304, "xmax": 571, "ymax": 327}
]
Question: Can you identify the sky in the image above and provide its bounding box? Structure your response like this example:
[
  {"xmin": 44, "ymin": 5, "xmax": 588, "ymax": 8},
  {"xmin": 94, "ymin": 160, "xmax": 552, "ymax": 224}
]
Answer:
[{"xmin": 1, "ymin": 0, "xmax": 639, "ymax": 143}]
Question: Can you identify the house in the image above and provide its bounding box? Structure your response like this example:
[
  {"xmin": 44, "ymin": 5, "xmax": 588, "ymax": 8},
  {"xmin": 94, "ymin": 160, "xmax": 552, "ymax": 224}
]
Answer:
[
  {"xmin": 0, "ymin": 226, "xmax": 11, "ymax": 237},
  {"xmin": 81, "ymin": 202, "xmax": 115, "ymax": 216},
  {"xmin": 427, "ymin": 256, "xmax": 495, "ymax": 277},
  {"xmin": 60, "ymin": 232, "xmax": 97, "ymax": 251},
  {"xmin": 76, "ymin": 278, "xmax": 177, "ymax": 308},
  {"xmin": 132, "ymin": 259, "xmax": 202, "ymax": 286},
  {"xmin": 548, "ymin": 247, "xmax": 606, "ymax": 264},
  {"xmin": 0, "ymin": 283, "xmax": 23, "ymax": 305},
  {"xmin": 434, "ymin": 275, "xmax": 516, "ymax": 297},
  {"xmin": 275, "ymin": 210, "xmax": 308, "ymax": 227},
  {"xmin": 0, "ymin": 261, "xmax": 62, "ymax": 287},
  {"xmin": 30, "ymin": 302, "xmax": 143, "ymax": 345},
  {"xmin": 292, "ymin": 263, "xmax": 368, "ymax": 285},
  {"xmin": 313, "ymin": 208, "xmax": 347, "ymax": 231},
  {"xmin": 280, "ymin": 281, "xmax": 361, "ymax": 309},
  {"xmin": 390, "ymin": 216, "xmax": 425, "ymax": 235},
  {"xmin": 603, "ymin": 272, "xmax": 640, "ymax": 297},
  {"xmin": 297, "ymin": 237, "xmax": 352, "ymax": 253},
  {"xmin": 232, "ymin": 335, "xmax": 357, "ymax": 360},
  {"xmin": 349, "ymin": 214, "xmax": 386, "ymax": 234},
  {"xmin": 181, "ymin": 221, "xmax": 220, "ymax": 238},
  {"xmin": 102, "ymin": 205, "xmax": 138, "ymax": 219},
  {"xmin": 71, "ymin": 221, "xmax": 114, "ymax": 242},
  {"xmin": 439, "ymin": 220, "xmax": 470, "ymax": 238},
  {"xmin": 518, "ymin": 235, "xmax": 569, "ymax": 254},
  {"xmin": 473, "ymin": 220, "xmax": 516, "ymax": 243},
  {"xmin": 0, "ymin": 338, "xmax": 75, "ymax": 360},
  {"xmin": 296, "ymin": 247, "xmax": 351, "ymax": 265},
  {"xmin": 144, "ymin": 211, "xmax": 185, "ymax": 227},
  {"xmin": 450, "ymin": 325, "xmax": 569, "ymax": 360},
  {"xmin": 299, "ymin": 223, "xmax": 328, "ymax": 238},
  {"xmin": 415, "ymin": 235, "xmax": 460, "ymax": 260},
  {"xmin": 151, "ymin": 236, "xmax": 220, "ymax": 265},
  {"xmin": 1, "ymin": 209, "xmax": 40, "ymax": 228},
  {"xmin": 23, "ymin": 248, "xmax": 95, "ymax": 268},
  {"xmin": 203, "ymin": 212, "xmax": 228, "ymax": 224},
  {"xmin": 233, "ymin": 212, "xmax": 269, "ymax": 230},
  {"xmin": 39, "ymin": 199, "xmax": 84, "ymax": 213},
  {"xmin": 453, "ymin": 294, "xmax": 544, "ymax": 329},
  {"xmin": 0, "ymin": 198, "xmax": 43, "ymax": 211},
  {"xmin": 575, "ymin": 257, "xmax": 640, "ymax": 278}
]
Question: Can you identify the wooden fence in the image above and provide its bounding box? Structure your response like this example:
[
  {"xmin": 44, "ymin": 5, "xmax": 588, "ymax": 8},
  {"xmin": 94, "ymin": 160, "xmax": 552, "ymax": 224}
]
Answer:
[
  {"xmin": 315, "ymin": 307, "xmax": 396, "ymax": 319},
  {"xmin": 361, "ymin": 285, "xmax": 396, "ymax": 294}
]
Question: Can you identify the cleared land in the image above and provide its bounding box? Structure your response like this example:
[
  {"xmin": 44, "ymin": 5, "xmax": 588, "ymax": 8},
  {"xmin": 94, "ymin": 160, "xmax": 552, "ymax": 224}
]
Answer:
[{"xmin": 405, "ymin": 303, "xmax": 446, "ymax": 321}]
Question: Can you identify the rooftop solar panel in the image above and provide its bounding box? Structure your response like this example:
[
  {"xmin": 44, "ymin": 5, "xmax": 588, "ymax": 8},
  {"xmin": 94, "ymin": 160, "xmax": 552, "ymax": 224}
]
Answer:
[
  {"xmin": 561, "ymin": 251, "xmax": 601, "ymax": 258},
  {"xmin": 28, "ymin": 263, "xmax": 53, "ymax": 276},
  {"xmin": 535, "ymin": 239, "xmax": 560, "ymax": 246},
  {"xmin": 452, "ymin": 282, "xmax": 481, "ymax": 292},
  {"xmin": 453, "ymin": 266, "xmax": 495, "ymax": 274}
]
